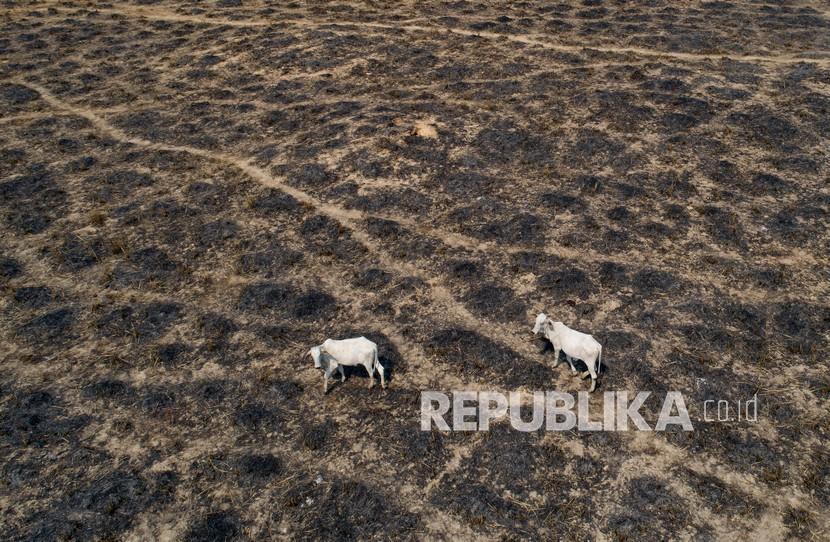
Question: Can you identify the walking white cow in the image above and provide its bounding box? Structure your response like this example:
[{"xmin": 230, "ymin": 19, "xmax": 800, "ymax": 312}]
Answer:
[
  {"xmin": 305, "ymin": 336, "xmax": 386, "ymax": 393},
  {"xmin": 533, "ymin": 313, "xmax": 603, "ymax": 392}
]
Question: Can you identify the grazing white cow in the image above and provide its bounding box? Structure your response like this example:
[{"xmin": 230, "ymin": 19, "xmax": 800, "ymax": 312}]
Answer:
[
  {"xmin": 305, "ymin": 337, "xmax": 386, "ymax": 393},
  {"xmin": 533, "ymin": 313, "xmax": 603, "ymax": 392}
]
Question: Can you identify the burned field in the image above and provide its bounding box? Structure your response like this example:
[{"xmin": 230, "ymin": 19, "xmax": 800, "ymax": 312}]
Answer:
[{"xmin": 1, "ymin": 0, "xmax": 829, "ymax": 539}]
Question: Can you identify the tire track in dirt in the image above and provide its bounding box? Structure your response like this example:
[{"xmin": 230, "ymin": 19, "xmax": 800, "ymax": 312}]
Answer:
[
  {"xmin": 0, "ymin": 104, "xmax": 158, "ymax": 124},
  {"xmin": 52, "ymin": 4, "xmax": 830, "ymax": 67}
]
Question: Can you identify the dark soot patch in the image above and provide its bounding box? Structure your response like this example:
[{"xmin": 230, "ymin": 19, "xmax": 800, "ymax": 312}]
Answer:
[
  {"xmin": 96, "ymin": 303, "xmax": 183, "ymax": 342},
  {"xmin": 1, "ymin": 388, "xmax": 89, "ymax": 447},
  {"xmin": 290, "ymin": 163, "xmax": 334, "ymax": 188},
  {"xmin": 683, "ymin": 469, "xmax": 763, "ymax": 517},
  {"xmin": 300, "ymin": 419, "xmax": 336, "ymax": 451},
  {"xmin": 783, "ymin": 506, "xmax": 815, "ymax": 539},
  {"xmin": 606, "ymin": 476, "xmax": 692, "ymax": 539},
  {"xmin": 111, "ymin": 247, "xmax": 178, "ymax": 287},
  {"xmin": 474, "ymin": 121, "xmax": 552, "ymax": 164},
  {"xmin": 463, "ymin": 284, "xmax": 525, "ymax": 323},
  {"xmin": 1, "ymin": 167, "xmax": 67, "ymax": 234},
  {"xmin": 26, "ymin": 469, "xmax": 163, "ymax": 541},
  {"xmin": 448, "ymin": 259, "xmax": 480, "ymax": 280},
  {"xmin": 96, "ymin": 169, "xmax": 154, "ymax": 200},
  {"xmin": 237, "ymin": 453, "xmax": 282, "ymax": 479},
  {"xmin": 82, "ymin": 379, "xmax": 133, "ymax": 401},
  {"xmin": 632, "ymin": 268, "xmax": 680, "ymax": 296},
  {"xmin": 237, "ymin": 282, "xmax": 294, "ymax": 313},
  {"xmin": 0, "ymin": 256, "xmax": 23, "ymax": 281},
  {"xmin": 774, "ymin": 301, "xmax": 828, "ymax": 356},
  {"xmin": 477, "ymin": 213, "xmax": 545, "ymax": 245},
  {"xmin": 154, "ymin": 342, "xmax": 190, "ymax": 366},
  {"xmin": 13, "ymin": 286, "xmax": 53, "ymax": 308},
  {"xmin": 249, "ymin": 188, "xmax": 300, "ymax": 215},
  {"xmin": 234, "ymin": 402, "xmax": 279, "ymax": 432},
  {"xmin": 752, "ymin": 173, "xmax": 790, "ymax": 194},
  {"xmin": 0, "ymin": 83, "xmax": 40, "ymax": 105},
  {"xmin": 303, "ymin": 478, "xmax": 418, "ymax": 540},
  {"xmin": 237, "ymin": 245, "xmax": 302, "ymax": 276},
  {"xmin": 726, "ymin": 106, "xmax": 800, "ymax": 148},
  {"xmin": 598, "ymin": 261, "xmax": 629, "ymax": 290},
  {"xmin": 431, "ymin": 426, "xmax": 588, "ymax": 536},
  {"xmin": 352, "ymin": 267, "xmax": 392, "ymax": 289},
  {"xmin": 425, "ymin": 328, "xmax": 549, "ymax": 388},
  {"xmin": 197, "ymin": 219, "xmax": 238, "ymax": 247},
  {"xmin": 699, "ymin": 206, "xmax": 746, "ymax": 248},
  {"xmin": 185, "ymin": 511, "xmax": 240, "ymax": 542},
  {"xmin": 539, "ymin": 191, "xmax": 586, "ymax": 213},
  {"xmin": 438, "ymin": 171, "xmax": 497, "ymax": 196},
  {"xmin": 59, "ymin": 234, "xmax": 108, "ymax": 271},
  {"xmin": 197, "ymin": 312, "xmax": 238, "ymax": 339},
  {"xmin": 293, "ymin": 291, "xmax": 336, "ymax": 319},
  {"xmin": 19, "ymin": 308, "xmax": 75, "ymax": 344},
  {"xmin": 537, "ymin": 268, "xmax": 594, "ymax": 299}
]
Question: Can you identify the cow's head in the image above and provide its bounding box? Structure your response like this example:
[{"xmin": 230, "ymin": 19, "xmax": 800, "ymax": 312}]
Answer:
[
  {"xmin": 532, "ymin": 312, "xmax": 548, "ymax": 335},
  {"xmin": 306, "ymin": 345, "xmax": 324, "ymax": 368}
]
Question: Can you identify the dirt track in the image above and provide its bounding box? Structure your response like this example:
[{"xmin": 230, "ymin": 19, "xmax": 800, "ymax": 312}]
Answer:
[{"xmin": 1, "ymin": 1, "xmax": 829, "ymax": 540}]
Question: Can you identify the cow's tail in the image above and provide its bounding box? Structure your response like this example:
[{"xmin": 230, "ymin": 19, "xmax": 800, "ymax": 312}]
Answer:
[{"xmin": 597, "ymin": 345, "xmax": 602, "ymax": 374}]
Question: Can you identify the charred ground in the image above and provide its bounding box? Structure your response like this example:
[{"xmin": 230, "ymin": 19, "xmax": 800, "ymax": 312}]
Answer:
[{"xmin": 1, "ymin": 0, "xmax": 829, "ymax": 540}]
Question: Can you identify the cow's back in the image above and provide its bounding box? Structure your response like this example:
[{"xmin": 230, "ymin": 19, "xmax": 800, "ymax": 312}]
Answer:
[
  {"xmin": 555, "ymin": 324, "xmax": 598, "ymax": 357},
  {"xmin": 323, "ymin": 337, "xmax": 376, "ymax": 361}
]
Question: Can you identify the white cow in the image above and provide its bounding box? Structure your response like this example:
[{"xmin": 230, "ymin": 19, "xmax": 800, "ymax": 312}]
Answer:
[
  {"xmin": 533, "ymin": 313, "xmax": 603, "ymax": 392},
  {"xmin": 305, "ymin": 336, "xmax": 386, "ymax": 393}
]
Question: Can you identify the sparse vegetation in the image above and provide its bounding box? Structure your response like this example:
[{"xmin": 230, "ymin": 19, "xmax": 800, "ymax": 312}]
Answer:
[{"xmin": 1, "ymin": 0, "xmax": 828, "ymax": 539}]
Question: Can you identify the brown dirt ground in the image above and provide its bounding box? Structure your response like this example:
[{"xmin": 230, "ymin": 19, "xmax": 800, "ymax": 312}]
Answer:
[{"xmin": 1, "ymin": 1, "xmax": 829, "ymax": 540}]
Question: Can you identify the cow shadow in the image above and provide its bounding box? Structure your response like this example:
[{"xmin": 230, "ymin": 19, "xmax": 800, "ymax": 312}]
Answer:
[{"xmin": 322, "ymin": 359, "xmax": 393, "ymax": 394}]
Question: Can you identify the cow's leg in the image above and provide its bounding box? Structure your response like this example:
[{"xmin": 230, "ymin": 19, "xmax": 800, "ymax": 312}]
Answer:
[
  {"xmin": 323, "ymin": 369, "xmax": 331, "ymax": 394},
  {"xmin": 379, "ymin": 365, "xmax": 387, "ymax": 389},
  {"xmin": 366, "ymin": 362, "xmax": 375, "ymax": 388},
  {"xmin": 552, "ymin": 347, "xmax": 561, "ymax": 368},
  {"xmin": 339, "ymin": 365, "xmax": 346, "ymax": 382},
  {"xmin": 566, "ymin": 355, "xmax": 578, "ymax": 375},
  {"xmin": 587, "ymin": 360, "xmax": 598, "ymax": 392}
]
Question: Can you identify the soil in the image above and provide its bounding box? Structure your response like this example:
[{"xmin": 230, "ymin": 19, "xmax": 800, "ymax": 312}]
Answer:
[{"xmin": 1, "ymin": 1, "xmax": 829, "ymax": 540}]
